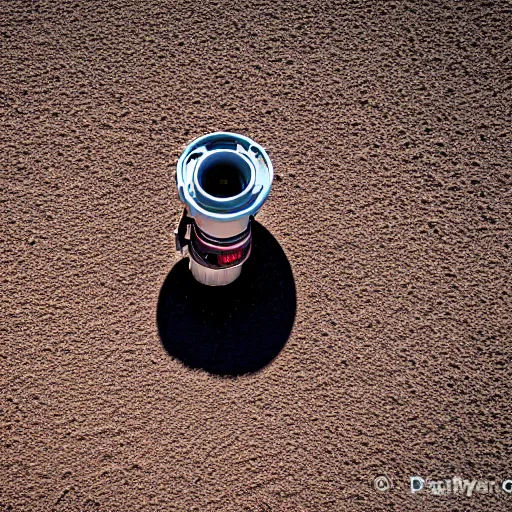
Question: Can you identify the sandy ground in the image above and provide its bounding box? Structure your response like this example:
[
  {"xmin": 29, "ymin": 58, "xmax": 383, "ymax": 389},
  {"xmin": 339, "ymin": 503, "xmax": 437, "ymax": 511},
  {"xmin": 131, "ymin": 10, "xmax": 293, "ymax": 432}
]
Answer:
[{"xmin": 1, "ymin": 0, "xmax": 511, "ymax": 510}]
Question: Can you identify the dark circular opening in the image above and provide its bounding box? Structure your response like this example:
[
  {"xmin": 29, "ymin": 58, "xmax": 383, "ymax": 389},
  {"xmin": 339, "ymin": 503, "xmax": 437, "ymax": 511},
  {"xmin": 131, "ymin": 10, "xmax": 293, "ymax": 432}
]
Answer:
[{"xmin": 197, "ymin": 152, "xmax": 251, "ymax": 198}]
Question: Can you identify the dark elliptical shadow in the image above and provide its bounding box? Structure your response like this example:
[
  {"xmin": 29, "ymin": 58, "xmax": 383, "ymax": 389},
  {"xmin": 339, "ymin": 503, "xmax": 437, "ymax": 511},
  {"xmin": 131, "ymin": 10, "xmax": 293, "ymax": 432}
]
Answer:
[{"xmin": 157, "ymin": 221, "xmax": 296, "ymax": 376}]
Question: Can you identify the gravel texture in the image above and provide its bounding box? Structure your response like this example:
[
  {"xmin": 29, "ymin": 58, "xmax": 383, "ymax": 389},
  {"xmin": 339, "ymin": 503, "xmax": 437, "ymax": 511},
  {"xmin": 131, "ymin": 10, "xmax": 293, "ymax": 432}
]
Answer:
[{"xmin": 1, "ymin": 0, "xmax": 511, "ymax": 510}]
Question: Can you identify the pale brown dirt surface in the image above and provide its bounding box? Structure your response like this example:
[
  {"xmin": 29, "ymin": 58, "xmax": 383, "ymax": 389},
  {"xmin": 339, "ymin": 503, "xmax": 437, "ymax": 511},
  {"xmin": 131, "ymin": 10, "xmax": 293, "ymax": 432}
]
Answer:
[{"xmin": 1, "ymin": 0, "xmax": 511, "ymax": 510}]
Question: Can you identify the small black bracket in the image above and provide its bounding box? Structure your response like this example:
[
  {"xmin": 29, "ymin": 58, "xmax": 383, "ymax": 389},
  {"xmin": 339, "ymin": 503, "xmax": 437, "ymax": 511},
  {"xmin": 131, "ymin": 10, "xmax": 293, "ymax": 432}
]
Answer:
[{"xmin": 174, "ymin": 208, "xmax": 193, "ymax": 253}]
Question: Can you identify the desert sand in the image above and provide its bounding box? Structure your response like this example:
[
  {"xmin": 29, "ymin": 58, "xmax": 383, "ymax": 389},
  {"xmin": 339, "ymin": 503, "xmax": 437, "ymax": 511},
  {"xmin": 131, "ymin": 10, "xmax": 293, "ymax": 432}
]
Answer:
[{"xmin": 1, "ymin": 0, "xmax": 511, "ymax": 510}]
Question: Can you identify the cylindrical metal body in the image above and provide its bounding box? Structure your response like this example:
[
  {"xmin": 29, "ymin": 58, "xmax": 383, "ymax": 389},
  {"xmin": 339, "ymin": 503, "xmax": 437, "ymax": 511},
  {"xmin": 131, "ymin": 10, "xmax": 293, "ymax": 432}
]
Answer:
[{"xmin": 175, "ymin": 132, "xmax": 273, "ymax": 286}]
